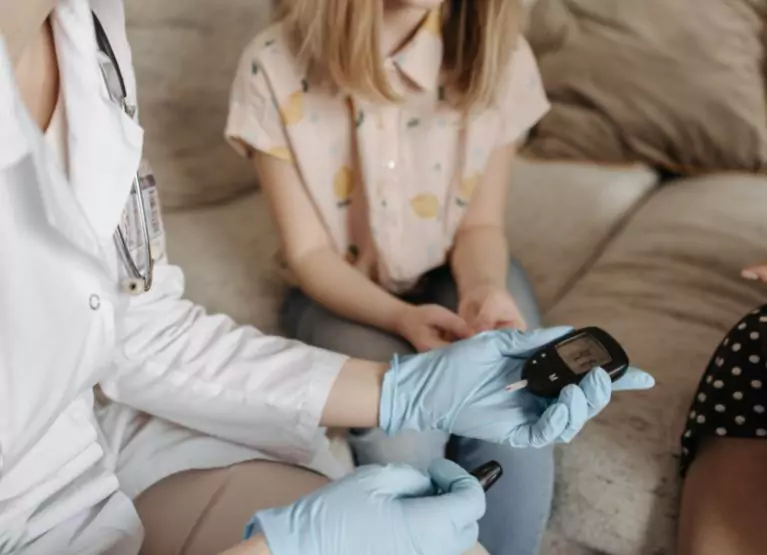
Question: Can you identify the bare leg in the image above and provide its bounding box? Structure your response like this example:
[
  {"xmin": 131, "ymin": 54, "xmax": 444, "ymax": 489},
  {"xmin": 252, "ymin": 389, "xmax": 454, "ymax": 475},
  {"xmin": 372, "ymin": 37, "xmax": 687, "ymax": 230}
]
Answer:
[
  {"xmin": 136, "ymin": 461, "xmax": 329, "ymax": 555},
  {"xmin": 679, "ymin": 438, "xmax": 767, "ymax": 555},
  {"xmin": 135, "ymin": 460, "xmax": 488, "ymax": 555}
]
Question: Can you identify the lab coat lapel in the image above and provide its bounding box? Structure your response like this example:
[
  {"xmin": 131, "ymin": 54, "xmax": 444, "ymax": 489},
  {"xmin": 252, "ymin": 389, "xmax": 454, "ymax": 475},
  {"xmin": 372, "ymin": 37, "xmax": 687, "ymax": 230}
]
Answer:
[
  {"xmin": 0, "ymin": 36, "xmax": 100, "ymax": 259},
  {"xmin": 54, "ymin": 0, "xmax": 143, "ymax": 243},
  {"xmin": 0, "ymin": 41, "xmax": 31, "ymax": 169}
]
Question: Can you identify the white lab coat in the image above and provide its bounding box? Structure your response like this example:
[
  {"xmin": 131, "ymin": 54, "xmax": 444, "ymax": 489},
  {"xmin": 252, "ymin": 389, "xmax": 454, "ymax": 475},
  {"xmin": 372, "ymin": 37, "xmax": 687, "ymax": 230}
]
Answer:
[{"xmin": 0, "ymin": 1, "xmax": 348, "ymax": 553}]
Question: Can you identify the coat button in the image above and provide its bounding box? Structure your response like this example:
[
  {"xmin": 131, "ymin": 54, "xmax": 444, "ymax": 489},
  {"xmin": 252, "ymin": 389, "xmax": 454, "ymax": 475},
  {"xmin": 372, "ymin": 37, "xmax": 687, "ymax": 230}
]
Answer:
[{"xmin": 89, "ymin": 294, "xmax": 101, "ymax": 311}]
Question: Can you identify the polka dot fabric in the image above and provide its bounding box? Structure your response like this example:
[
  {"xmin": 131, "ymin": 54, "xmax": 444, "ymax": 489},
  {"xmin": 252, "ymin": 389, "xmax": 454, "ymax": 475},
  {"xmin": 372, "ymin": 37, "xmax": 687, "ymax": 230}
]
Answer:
[{"xmin": 681, "ymin": 305, "xmax": 767, "ymax": 474}]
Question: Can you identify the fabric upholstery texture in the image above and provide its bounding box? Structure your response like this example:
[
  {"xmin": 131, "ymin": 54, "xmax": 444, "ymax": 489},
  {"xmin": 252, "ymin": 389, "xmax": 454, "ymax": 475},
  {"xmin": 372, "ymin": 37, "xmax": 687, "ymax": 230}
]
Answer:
[
  {"xmin": 523, "ymin": 0, "xmax": 767, "ymax": 174},
  {"xmin": 127, "ymin": 0, "xmax": 275, "ymax": 208},
  {"xmin": 545, "ymin": 172, "xmax": 767, "ymax": 553},
  {"xmin": 163, "ymin": 192, "xmax": 285, "ymax": 334},
  {"xmin": 507, "ymin": 160, "xmax": 657, "ymax": 309}
]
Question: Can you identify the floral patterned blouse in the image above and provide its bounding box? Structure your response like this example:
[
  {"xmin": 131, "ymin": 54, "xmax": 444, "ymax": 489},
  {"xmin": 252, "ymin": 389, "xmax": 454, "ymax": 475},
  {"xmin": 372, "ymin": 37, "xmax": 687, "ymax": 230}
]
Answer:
[{"xmin": 226, "ymin": 10, "xmax": 550, "ymax": 293}]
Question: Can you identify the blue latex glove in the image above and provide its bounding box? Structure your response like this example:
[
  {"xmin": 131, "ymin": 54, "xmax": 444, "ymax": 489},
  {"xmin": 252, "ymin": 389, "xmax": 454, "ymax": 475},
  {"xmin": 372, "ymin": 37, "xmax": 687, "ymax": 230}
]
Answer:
[
  {"xmin": 245, "ymin": 459, "xmax": 485, "ymax": 555},
  {"xmin": 380, "ymin": 327, "xmax": 655, "ymax": 447}
]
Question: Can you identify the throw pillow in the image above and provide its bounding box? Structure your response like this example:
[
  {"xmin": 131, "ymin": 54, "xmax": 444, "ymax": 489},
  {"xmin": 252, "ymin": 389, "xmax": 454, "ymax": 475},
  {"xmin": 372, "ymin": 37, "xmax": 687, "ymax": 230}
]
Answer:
[{"xmin": 523, "ymin": 0, "xmax": 767, "ymax": 174}]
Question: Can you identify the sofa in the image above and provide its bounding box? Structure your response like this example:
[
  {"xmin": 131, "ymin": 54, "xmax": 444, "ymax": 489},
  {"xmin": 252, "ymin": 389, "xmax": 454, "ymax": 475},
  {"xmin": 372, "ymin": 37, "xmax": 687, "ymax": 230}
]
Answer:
[{"xmin": 126, "ymin": 1, "xmax": 767, "ymax": 553}]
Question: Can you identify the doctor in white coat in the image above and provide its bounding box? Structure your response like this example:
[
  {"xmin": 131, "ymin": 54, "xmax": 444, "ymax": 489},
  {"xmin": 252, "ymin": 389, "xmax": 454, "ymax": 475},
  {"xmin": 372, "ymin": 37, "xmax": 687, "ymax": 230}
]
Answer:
[{"xmin": 0, "ymin": 1, "xmax": 654, "ymax": 554}]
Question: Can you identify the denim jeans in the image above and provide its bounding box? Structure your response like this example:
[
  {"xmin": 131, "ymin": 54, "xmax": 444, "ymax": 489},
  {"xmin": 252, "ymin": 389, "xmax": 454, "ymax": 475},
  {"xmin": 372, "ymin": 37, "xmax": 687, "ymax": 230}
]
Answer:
[{"xmin": 280, "ymin": 260, "xmax": 554, "ymax": 555}]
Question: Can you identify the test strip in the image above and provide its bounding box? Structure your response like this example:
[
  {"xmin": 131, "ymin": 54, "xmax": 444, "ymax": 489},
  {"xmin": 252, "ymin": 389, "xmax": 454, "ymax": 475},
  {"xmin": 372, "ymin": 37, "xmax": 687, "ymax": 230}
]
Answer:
[{"xmin": 505, "ymin": 379, "xmax": 529, "ymax": 393}]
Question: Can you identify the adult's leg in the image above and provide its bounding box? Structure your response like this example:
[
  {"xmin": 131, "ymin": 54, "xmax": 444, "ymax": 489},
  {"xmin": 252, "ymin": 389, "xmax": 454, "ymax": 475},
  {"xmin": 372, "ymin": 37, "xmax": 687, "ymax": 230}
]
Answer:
[
  {"xmin": 678, "ymin": 305, "xmax": 767, "ymax": 555},
  {"xmin": 136, "ymin": 461, "xmax": 492, "ymax": 555},
  {"xmin": 679, "ymin": 438, "xmax": 767, "ymax": 555},
  {"xmin": 280, "ymin": 289, "xmax": 449, "ymax": 472},
  {"xmin": 135, "ymin": 461, "xmax": 329, "ymax": 555},
  {"xmin": 430, "ymin": 260, "xmax": 554, "ymax": 555}
]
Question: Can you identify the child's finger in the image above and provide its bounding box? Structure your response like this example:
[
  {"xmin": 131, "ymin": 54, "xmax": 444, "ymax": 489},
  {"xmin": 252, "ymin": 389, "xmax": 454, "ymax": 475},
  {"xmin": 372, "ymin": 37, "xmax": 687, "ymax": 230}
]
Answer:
[
  {"xmin": 476, "ymin": 304, "xmax": 523, "ymax": 333},
  {"xmin": 416, "ymin": 334, "xmax": 450, "ymax": 352},
  {"xmin": 431, "ymin": 309, "xmax": 473, "ymax": 339},
  {"xmin": 457, "ymin": 301, "xmax": 478, "ymax": 329},
  {"xmin": 742, "ymin": 265, "xmax": 767, "ymax": 282},
  {"xmin": 484, "ymin": 312, "xmax": 527, "ymax": 332},
  {"xmin": 473, "ymin": 304, "xmax": 504, "ymax": 332}
]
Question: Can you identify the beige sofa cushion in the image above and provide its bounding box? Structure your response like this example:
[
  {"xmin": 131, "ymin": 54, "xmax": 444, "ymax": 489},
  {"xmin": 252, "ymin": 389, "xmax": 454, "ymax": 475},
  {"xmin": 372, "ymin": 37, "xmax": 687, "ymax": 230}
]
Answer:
[
  {"xmin": 545, "ymin": 173, "xmax": 767, "ymax": 554},
  {"xmin": 523, "ymin": 0, "xmax": 767, "ymax": 173},
  {"xmin": 163, "ymin": 193, "xmax": 285, "ymax": 334},
  {"xmin": 127, "ymin": 0, "xmax": 275, "ymax": 209},
  {"xmin": 508, "ymin": 159, "xmax": 658, "ymax": 310}
]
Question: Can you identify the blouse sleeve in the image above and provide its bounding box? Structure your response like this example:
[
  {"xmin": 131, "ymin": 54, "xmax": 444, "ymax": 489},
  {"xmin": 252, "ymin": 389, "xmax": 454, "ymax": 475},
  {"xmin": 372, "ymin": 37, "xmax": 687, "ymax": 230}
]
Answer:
[
  {"xmin": 225, "ymin": 44, "xmax": 293, "ymax": 163},
  {"xmin": 496, "ymin": 38, "xmax": 551, "ymax": 147}
]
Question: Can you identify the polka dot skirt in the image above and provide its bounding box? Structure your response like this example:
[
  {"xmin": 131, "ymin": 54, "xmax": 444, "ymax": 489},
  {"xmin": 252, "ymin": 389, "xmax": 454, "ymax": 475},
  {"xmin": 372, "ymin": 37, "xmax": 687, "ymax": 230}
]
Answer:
[{"xmin": 681, "ymin": 305, "xmax": 767, "ymax": 475}]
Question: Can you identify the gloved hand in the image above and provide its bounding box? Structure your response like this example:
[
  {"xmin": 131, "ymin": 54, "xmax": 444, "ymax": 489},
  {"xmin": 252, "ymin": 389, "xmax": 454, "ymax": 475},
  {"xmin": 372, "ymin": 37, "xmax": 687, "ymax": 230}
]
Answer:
[
  {"xmin": 244, "ymin": 459, "xmax": 485, "ymax": 555},
  {"xmin": 380, "ymin": 326, "xmax": 655, "ymax": 447}
]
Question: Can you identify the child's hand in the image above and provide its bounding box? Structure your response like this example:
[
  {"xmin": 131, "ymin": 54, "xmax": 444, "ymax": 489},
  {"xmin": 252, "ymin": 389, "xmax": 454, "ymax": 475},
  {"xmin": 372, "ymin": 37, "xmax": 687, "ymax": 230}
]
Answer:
[
  {"xmin": 458, "ymin": 285, "xmax": 527, "ymax": 334},
  {"xmin": 397, "ymin": 305, "xmax": 473, "ymax": 352},
  {"xmin": 742, "ymin": 262, "xmax": 767, "ymax": 283}
]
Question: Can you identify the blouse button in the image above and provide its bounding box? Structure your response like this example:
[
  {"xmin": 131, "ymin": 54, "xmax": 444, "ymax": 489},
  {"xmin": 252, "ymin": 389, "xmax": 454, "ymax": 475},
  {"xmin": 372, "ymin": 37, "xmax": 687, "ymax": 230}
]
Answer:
[
  {"xmin": 89, "ymin": 294, "xmax": 101, "ymax": 311},
  {"xmin": 386, "ymin": 160, "xmax": 397, "ymax": 170}
]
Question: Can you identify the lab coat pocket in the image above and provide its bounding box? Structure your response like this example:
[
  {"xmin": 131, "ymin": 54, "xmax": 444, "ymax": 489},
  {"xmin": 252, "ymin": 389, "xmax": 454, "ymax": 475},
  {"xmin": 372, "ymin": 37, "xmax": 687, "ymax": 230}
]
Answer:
[
  {"xmin": 68, "ymin": 102, "xmax": 144, "ymax": 242},
  {"xmin": 116, "ymin": 108, "xmax": 144, "ymax": 151}
]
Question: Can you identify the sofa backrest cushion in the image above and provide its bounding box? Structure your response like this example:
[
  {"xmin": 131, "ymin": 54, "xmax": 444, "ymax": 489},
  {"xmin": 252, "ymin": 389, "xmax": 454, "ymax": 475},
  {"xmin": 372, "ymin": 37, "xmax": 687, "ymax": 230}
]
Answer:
[
  {"xmin": 127, "ymin": 0, "xmax": 275, "ymax": 209},
  {"xmin": 523, "ymin": 0, "xmax": 767, "ymax": 174}
]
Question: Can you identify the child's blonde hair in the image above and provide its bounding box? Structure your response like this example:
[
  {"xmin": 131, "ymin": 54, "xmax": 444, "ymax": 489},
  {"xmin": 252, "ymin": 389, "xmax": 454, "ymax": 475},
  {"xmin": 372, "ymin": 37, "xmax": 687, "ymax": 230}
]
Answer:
[{"xmin": 277, "ymin": 0, "xmax": 521, "ymax": 109}]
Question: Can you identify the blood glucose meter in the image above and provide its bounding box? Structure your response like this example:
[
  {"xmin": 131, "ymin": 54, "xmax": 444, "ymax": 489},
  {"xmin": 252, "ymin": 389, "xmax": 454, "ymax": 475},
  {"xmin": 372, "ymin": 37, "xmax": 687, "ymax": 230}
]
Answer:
[{"xmin": 518, "ymin": 327, "xmax": 629, "ymax": 398}]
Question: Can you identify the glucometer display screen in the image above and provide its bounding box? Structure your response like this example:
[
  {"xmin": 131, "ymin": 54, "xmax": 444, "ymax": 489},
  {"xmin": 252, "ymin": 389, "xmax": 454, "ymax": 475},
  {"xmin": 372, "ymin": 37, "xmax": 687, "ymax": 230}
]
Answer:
[{"xmin": 555, "ymin": 334, "xmax": 612, "ymax": 374}]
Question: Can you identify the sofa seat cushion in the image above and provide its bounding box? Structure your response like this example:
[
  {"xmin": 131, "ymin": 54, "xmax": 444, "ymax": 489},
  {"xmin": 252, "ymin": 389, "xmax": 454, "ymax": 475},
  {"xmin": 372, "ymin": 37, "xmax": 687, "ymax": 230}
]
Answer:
[
  {"xmin": 544, "ymin": 173, "xmax": 767, "ymax": 554},
  {"xmin": 163, "ymin": 192, "xmax": 285, "ymax": 334},
  {"xmin": 508, "ymin": 159, "xmax": 658, "ymax": 310}
]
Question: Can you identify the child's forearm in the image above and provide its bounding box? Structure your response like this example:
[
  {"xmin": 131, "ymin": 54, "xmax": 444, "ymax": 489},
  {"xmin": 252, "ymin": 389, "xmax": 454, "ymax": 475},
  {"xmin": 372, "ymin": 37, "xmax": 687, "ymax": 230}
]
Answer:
[
  {"xmin": 742, "ymin": 262, "xmax": 767, "ymax": 283},
  {"xmin": 451, "ymin": 226, "xmax": 509, "ymax": 296},
  {"xmin": 291, "ymin": 246, "xmax": 411, "ymax": 334}
]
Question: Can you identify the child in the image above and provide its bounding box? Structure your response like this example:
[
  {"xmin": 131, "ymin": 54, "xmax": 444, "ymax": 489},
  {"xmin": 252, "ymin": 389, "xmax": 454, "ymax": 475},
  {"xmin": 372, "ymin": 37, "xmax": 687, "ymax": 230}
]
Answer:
[{"xmin": 226, "ymin": 1, "xmax": 553, "ymax": 553}]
